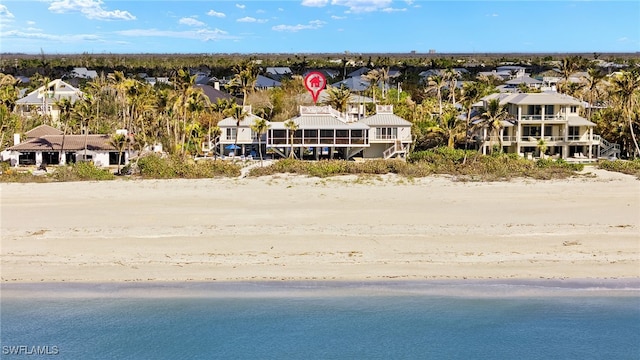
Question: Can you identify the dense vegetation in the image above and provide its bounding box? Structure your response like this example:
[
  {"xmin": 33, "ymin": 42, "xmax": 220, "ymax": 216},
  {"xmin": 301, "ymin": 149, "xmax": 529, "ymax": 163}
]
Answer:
[
  {"xmin": 249, "ymin": 148, "xmax": 584, "ymax": 181},
  {"xmin": 597, "ymin": 159, "xmax": 640, "ymax": 179},
  {"xmin": 0, "ymin": 53, "xmax": 638, "ymax": 181}
]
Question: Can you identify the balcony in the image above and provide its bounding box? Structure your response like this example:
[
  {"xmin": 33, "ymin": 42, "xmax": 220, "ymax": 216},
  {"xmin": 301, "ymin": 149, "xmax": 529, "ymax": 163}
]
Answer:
[{"xmin": 519, "ymin": 115, "xmax": 566, "ymax": 122}]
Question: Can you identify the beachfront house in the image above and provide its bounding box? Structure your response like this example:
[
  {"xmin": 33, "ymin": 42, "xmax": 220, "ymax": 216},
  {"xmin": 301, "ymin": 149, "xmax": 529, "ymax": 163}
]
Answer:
[
  {"xmin": 266, "ymin": 105, "xmax": 411, "ymax": 160},
  {"xmin": 6, "ymin": 125, "xmax": 128, "ymax": 167},
  {"xmin": 14, "ymin": 79, "xmax": 84, "ymax": 123},
  {"xmin": 471, "ymin": 92, "xmax": 619, "ymax": 160},
  {"xmin": 215, "ymin": 106, "xmax": 270, "ymax": 158},
  {"xmin": 358, "ymin": 105, "xmax": 412, "ymax": 159}
]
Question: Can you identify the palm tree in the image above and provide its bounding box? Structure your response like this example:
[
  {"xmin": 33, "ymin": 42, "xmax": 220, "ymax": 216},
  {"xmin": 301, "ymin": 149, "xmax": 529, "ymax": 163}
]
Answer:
[
  {"xmin": 227, "ymin": 62, "xmax": 258, "ymax": 105},
  {"xmin": 284, "ymin": 119, "xmax": 299, "ymax": 159},
  {"xmin": 478, "ymin": 98, "xmax": 510, "ymax": 154},
  {"xmin": 443, "ymin": 69, "xmax": 459, "ymax": 106},
  {"xmin": 224, "ymin": 104, "xmax": 248, "ymax": 156},
  {"xmin": 537, "ymin": 138, "xmax": 548, "ymax": 159},
  {"xmin": 433, "ymin": 110, "xmax": 465, "ymax": 148},
  {"xmin": 609, "ymin": 70, "xmax": 640, "ymax": 157},
  {"xmin": 426, "ymin": 75, "xmax": 446, "ymax": 115},
  {"xmin": 56, "ymin": 97, "xmax": 73, "ymax": 164},
  {"xmin": 584, "ymin": 68, "xmax": 605, "ymax": 119},
  {"xmin": 460, "ymin": 81, "xmax": 492, "ymax": 160},
  {"xmin": 171, "ymin": 69, "xmax": 197, "ymax": 155},
  {"xmin": 110, "ymin": 133, "xmax": 128, "ymax": 174},
  {"xmin": 325, "ymin": 85, "xmax": 351, "ymax": 115},
  {"xmin": 363, "ymin": 69, "xmax": 381, "ymax": 104},
  {"xmin": 250, "ymin": 118, "xmax": 268, "ymax": 166}
]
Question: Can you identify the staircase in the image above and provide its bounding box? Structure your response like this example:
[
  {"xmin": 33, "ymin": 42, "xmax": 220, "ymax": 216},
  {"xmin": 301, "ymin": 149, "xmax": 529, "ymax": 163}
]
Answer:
[
  {"xmin": 383, "ymin": 140, "xmax": 408, "ymax": 160},
  {"xmin": 201, "ymin": 138, "xmax": 220, "ymax": 156},
  {"xmin": 599, "ymin": 138, "xmax": 621, "ymax": 158}
]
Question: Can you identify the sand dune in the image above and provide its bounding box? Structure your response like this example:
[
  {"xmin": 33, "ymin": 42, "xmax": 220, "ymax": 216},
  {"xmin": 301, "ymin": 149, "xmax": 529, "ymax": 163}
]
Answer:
[{"xmin": 1, "ymin": 169, "xmax": 639, "ymax": 283}]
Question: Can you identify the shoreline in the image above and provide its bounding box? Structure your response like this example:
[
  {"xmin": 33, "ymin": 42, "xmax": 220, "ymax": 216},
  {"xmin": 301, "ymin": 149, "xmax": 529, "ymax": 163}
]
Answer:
[
  {"xmin": 2, "ymin": 170, "xmax": 639, "ymax": 286},
  {"xmin": 3, "ymin": 279, "xmax": 640, "ymax": 299}
]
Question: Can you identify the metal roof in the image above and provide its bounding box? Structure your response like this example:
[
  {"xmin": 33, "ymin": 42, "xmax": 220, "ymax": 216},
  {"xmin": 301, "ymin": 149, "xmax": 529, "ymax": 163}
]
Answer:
[
  {"xmin": 218, "ymin": 114, "xmax": 268, "ymax": 127},
  {"xmin": 481, "ymin": 92, "xmax": 582, "ymax": 106},
  {"xmin": 359, "ymin": 114, "xmax": 412, "ymax": 127},
  {"xmin": 270, "ymin": 116, "xmax": 368, "ymax": 130},
  {"xmin": 567, "ymin": 116, "xmax": 596, "ymax": 127}
]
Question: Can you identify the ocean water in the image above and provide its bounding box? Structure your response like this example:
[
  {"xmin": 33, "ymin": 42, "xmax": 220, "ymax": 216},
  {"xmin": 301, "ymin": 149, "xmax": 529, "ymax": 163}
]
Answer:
[{"xmin": 1, "ymin": 282, "xmax": 639, "ymax": 360}]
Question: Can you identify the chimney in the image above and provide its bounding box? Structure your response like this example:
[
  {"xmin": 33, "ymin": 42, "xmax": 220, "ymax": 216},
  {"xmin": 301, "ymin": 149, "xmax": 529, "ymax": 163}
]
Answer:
[
  {"xmin": 14, "ymin": 133, "xmax": 20, "ymax": 146},
  {"xmin": 214, "ymin": 81, "xmax": 220, "ymax": 91}
]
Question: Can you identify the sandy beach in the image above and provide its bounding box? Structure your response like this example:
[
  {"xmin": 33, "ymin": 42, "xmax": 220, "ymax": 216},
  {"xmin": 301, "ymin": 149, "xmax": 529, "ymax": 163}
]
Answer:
[{"xmin": 1, "ymin": 169, "xmax": 639, "ymax": 283}]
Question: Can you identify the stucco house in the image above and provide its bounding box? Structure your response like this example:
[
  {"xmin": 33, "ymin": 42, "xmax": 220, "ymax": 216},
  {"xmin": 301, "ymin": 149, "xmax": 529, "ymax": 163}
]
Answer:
[
  {"xmin": 471, "ymin": 92, "xmax": 619, "ymax": 160},
  {"xmin": 14, "ymin": 79, "xmax": 84, "ymax": 123},
  {"xmin": 6, "ymin": 125, "xmax": 128, "ymax": 167}
]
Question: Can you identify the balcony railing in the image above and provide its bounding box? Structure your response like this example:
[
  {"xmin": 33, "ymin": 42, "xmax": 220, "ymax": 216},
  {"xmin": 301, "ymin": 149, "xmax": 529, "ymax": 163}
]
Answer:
[{"xmin": 519, "ymin": 115, "xmax": 566, "ymax": 122}]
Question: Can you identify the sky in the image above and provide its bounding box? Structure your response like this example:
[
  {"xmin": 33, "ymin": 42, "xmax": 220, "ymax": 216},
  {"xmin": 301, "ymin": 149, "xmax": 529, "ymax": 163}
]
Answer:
[{"xmin": 0, "ymin": 0, "xmax": 639, "ymax": 54}]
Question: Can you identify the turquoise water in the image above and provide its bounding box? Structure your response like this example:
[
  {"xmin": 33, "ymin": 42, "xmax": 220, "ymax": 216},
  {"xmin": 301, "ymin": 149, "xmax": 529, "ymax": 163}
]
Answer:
[{"xmin": 2, "ymin": 282, "xmax": 639, "ymax": 359}]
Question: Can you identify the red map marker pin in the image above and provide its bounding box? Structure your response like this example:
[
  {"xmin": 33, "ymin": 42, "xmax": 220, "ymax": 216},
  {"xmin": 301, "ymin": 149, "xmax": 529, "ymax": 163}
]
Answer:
[{"xmin": 304, "ymin": 71, "xmax": 327, "ymax": 104}]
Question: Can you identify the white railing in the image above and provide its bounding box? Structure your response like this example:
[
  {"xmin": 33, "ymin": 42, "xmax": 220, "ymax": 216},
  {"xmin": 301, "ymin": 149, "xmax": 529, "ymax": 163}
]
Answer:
[
  {"xmin": 383, "ymin": 141, "xmax": 407, "ymax": 159},
  {"xmin": 520, "ymin": 115, "xmax": 566, "ymax": 121}
]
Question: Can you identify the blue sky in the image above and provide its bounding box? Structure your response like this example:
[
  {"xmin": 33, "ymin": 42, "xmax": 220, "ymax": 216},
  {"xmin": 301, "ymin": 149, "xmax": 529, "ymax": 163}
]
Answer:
[{"xmin": 1, "ymin": 1, "xmax": 639, "ymax": 54}]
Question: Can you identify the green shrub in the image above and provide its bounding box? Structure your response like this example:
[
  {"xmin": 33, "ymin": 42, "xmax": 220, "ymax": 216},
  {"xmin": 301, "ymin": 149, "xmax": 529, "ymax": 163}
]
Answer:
[
  {"xmin": 51, "ymin": 162, "xmax": 115, "ymax": 181},
  {"xmin": 137, "ymin": 154, "xmax": 241, "ymax": 178},
  {"xmin": 598, "ymin": 159, "xmax": 640, "ymax": 179}
]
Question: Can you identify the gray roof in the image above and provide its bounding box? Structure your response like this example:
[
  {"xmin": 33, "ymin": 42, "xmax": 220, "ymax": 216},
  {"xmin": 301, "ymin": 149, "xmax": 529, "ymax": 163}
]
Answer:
[
  {"xmin": 482, "ymin": 92, "xmax": 582, "ymax": 106},
  {"xmin": 567, "ymin": 116, "xmax": 596, "ymax": 127},
  {"xmin": 505, "ymin": 76, "xmax": 543, "ymax": 85},
  {"xmin": 218, "ymin": 114, "xmax": 266, "ymax": 127},
  {"xmin": 359, "ymin": 114, "xmax": 412, "ymax": 127},
  {"xmin": 331, "ymin": 77, "xmax": 370, "ymax": 92},
  {"xmin": 16, "ymin": 79, "xmax": 84, "ymax": 105},
  {"xmin": 266, "ymin": 67, "xmax": 292, "ymax": 75},
  {"xmin": 300, "ymin": 90, "xmax": 374, "ymax": 104},
  {"xmin": 255, "ymin": 75, "xmax": 281, "ymax": 88},
  {"xmin": 270, "ymin": 115, "xmax": 368, "ymax": 130}
]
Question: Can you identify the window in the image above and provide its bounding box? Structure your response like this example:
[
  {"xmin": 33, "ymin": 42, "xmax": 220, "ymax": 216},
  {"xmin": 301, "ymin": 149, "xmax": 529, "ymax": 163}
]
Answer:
[
  {"xmin": 570, "ymin": 106, "xmax": 578, "ymax": 113},
  {"xmin": 376, "ymin": 127, "xmax": 397, "ymax": 139},
  {"xmin": 226, "ymin": 128, "xmax": 237, "ymax": 140},
  {"xmin": 545, "ymin": 105, "xmax": 554, "ymax": 115}
]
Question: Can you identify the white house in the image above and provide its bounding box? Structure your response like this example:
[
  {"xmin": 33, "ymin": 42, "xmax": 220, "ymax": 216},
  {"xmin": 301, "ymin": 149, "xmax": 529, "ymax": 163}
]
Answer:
[
  {"xmin": 265, "ymin": 105, "xmax": 412, "ymax": 160},
  {"xmin": 471, "ymin": 92, "xmax": 618, "ymax": 160},
  {"xmin": 14, "ymin": 79, "xmax": 84, "ymax": 123},
  {"xmin": 6, "ymin": 125, "xmax": 128, "ymax": 167},
  {"xmin": 215, "ymin": 106, "xmax": 270, "ymax": 158}
]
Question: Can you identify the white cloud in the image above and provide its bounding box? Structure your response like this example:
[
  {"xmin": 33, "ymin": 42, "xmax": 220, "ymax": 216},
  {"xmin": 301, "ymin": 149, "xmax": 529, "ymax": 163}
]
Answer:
[
  {"xmin": 27, "ymin": 21, "xmax": 36, "ymax": 25},
  {"xmin": 117, "ymin": 28, "xmax": 235, "ymax": 42},
  {"xmin": 48, "ymin": 0, "xmax": 136, "ymax": 20},
  {"xmin": 381, "ymin": 7, "xmax": 406, "ymax": 12},
  {"xmin": 237, "ymin": 16, "xmax": 267, "ymax": 23},
  {"xmin": 486, "ymin": 13, "xmax": 499, "ymax": 17},
  {"xmin": 179, "ymin": 17, "xmax": 205, "ymax": 27},
  {"xmin": 236, "ymin": 4, "xmax": 245, "ymax": 9},
  {"xmin": 3, "ymin": 29, "xmax": 101, "ymax": 42},
  {"xmin": 331, "ymin": 15, "xmax": 346, "ymax": 20},
  {"xmin": 301, "ymin": 0, "xmax": 329, "ymax": 7},
  {"xmin": 617, "ymin": 37, "xmax": 628, "ymax": 42},
  {"xmin": 272, "ymin": 20, "xmax": 326, "ymax": 32},
  {"xmin": 331, "ymin": 0, "xmax": 393, "ymax": 13},
  {"xmin": 207, "ymin": 9, "xmax": 225, "ymax": 18},
  {"xmin": 0, "ymin": 4, "xmax": 15, "ymax": 19}
]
